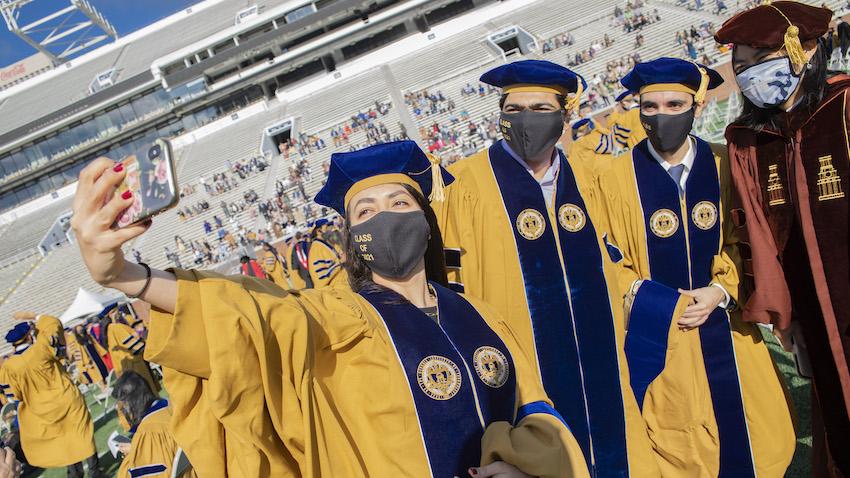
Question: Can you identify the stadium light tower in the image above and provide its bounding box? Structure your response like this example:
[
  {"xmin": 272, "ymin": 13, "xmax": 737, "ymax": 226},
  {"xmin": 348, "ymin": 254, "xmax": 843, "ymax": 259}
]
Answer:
[{"xmin": 0, "ymin": 0, "xmax": 117, "ymax": 65}]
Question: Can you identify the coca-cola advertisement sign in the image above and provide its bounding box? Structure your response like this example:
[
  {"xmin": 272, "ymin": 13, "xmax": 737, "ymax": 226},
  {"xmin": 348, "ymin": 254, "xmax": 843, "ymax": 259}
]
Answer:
[{"xmin": 0, "ymin": 64, "xmax": 26, "ymax": 82}]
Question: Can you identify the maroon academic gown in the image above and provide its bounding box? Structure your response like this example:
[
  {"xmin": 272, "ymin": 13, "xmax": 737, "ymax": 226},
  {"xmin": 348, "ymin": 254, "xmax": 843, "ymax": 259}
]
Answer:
[{"xmin": 725, "ymin": 75, "xmax": 850, "ymax": 475}]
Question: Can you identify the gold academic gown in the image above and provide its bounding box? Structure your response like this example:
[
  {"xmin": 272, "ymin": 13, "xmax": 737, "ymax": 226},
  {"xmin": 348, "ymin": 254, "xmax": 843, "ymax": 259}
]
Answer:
[
  {"xmin": 0, "ymin": 316, "xmax": 96, "ymax": 467},
  {"xmin": 107, "ymin": 322, "xmax": 160, "ymax": 393},
  {"xmin": 607, "ymin": 107, "xmax": 646, "ymax": 151},
  {"xmin": 597, "ymin": 138, "xmax": 795, "ymax": 477},
  {"xmin": 117, "ymin": 400, "xmax": 197, "ymax": 478},
  {"xmin": 66, "ymin": 333, "xmax": 108, "ymax": 386},
  {"xmin": 144, "ymin": 269, "xmax": 589, "ymax": 478},
  {"xmin": 307, "ymin": 239, "xmax": 348, "ymax": 289},
  {"xmin": 262, "ymin": 250, "xmax": 291, "ymax": 287},
  {"xmin": 567, "ymin": 127, "xmax": 615, "ymax": 179},
  {"xmin": 434, "ymin": 140, "xmax": 659, "ymax": 477}
]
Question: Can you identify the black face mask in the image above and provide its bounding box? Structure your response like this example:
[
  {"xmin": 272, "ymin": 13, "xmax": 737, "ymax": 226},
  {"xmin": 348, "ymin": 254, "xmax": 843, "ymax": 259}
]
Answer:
[
  {"xmin": 350, "ymin": 210, "xmax": 430, "ymax": 279},
  {"xmin": 500, "ymin": 110, "xmax": 565, "ymax": 160},
  {"xmin": 640, "ymin": 108, "xmax": 695, "ymax": 153}
]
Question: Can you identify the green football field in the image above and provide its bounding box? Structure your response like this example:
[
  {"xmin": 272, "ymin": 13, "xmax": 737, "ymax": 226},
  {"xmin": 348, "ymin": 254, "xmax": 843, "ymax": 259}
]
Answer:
[{"xmin": 29, "ymin": 329, "xmax": 812, "ymax": 477}]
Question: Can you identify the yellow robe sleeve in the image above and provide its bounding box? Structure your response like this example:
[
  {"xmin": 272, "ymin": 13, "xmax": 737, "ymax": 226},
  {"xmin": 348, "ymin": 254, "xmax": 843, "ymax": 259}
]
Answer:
[
  {"xmin": 610, "ymin": 108, "xmax": 646, "ymax": 151},
  {"xmin": 710, "ymin": 145, "xmax": 742, "ymax": 305},
  {"xmin": 0, "ymin": 362, "xmax": 17, "ymax": 402},
  {"xmin": 109, "ymin": 323, "xmax": 159, "ymax": 393},
  {"xmin": 145, "ymin": 269, "xmax": 367, "ymax": 477},
  {"xmin": 567, "ymin": 129, "xmax": 615, "ymax": 182},
  {"xmin": 308, "ymin": 241, "xmax": 346, "ymax": 289},
  {"xmin": 470, "ymin": 298, "xmax": 590, "ymax": 478}
]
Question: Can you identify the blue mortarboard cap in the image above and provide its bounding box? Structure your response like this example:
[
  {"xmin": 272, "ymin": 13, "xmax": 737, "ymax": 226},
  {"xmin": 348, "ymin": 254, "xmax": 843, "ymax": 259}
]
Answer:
[
  {"xmin": 314, "ymin": 218, "xmax": 330, "ymax": 229},
  {"xmin": 571, "ymin": 118, "xmax": 594, "ymax": 130},
  {"xmin": 314, "ymin": 140, "xmax": 454, "ymax": 216},
  {"xmin": 571, "ymin": 118, "xmax": 594, "ymax": 140},
  {"xmin": 621, "ymin": 57, "xmax": 723, "ymax": 103},
  {"xmin": 5, "ymin": 323, "xmax": 31, "ymax": 344},
  {"xmin": 615, "ymin": 90, "xmax": 636, "ymax": 102},
  {"xmin": 480, "ymin": 60, "xmax": 587, "ymax": 112}
]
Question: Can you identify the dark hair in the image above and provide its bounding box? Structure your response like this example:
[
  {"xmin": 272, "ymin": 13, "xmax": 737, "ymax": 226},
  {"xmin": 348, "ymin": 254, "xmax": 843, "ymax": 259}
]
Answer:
[
  {"xmin": 73, "ymin": 326, "xmax": 89, "ymax": 346},
  {"xmin": 111, "ymin": 371, "xmax": 157, "ymax": 430},
  {"xmin": 499, "ymin": 93, "xmax": 567, "ymax": 110},
  {"xmin": 343, "ymin": 183, "xmax": 448, "ymax": 295},
  {"xmin": 735, "ymin": 38, "xmax": 832, "ymax": 131},
  {"xmin": 240, "ymin": 255, "xmax": 250, "ymax": 263}
]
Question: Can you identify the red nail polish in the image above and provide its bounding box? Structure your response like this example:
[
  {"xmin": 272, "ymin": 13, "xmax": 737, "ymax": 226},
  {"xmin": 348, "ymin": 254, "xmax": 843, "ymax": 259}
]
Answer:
[
  {"xmin": 121, "ymin": 190, "xmax": 132, "ymax": 200},
  {"xmin": 113, "ymin": 163, "xmax": 123, "ymax": 173},
  {"xmin": 469, "ymin": 469, "xmax": 478, "ymax": 476}
]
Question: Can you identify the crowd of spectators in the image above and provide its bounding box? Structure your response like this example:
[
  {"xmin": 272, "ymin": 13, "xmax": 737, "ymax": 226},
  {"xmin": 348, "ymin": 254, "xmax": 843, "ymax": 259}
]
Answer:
[
  {"xmin": 675, "ymin": 21, "xmax": 717, "ymax": 60},
  {"xmin": 612, "ymin": 1, "xmax": 661, "ymax": 33}
]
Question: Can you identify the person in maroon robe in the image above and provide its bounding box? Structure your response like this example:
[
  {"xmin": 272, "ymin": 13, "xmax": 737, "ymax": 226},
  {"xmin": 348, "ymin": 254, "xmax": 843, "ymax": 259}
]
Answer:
[{"xmin": 717, "ymin": 2, "xmax": 850, "ymax": 476}]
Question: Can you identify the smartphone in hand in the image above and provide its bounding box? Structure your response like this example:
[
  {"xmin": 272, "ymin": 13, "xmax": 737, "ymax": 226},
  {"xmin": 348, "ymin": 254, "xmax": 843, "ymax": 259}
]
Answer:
[{"xmin": 111, "ymin": 138, "xmax": 179, "ymax": 228}]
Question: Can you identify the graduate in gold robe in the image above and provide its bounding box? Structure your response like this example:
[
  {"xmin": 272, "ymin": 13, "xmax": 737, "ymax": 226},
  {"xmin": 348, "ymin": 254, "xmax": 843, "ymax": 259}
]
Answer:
[
  {"xmin": 113, "ymin": 372, "xmax": 196, "ymax": 478},
  {"xmin": 435, "ymin": 60, "xmax": 659, "ymax": 477},
  {"xmin": 71, "ymin": 141, "xmax": 589, "ymax": 478},
  {"xmin": 260, "ymin": 241, "xmax": 292, "ymax": 287},
  {"xmin": 598, "ymin": 58, "xmax": 795, "ymax": 477},
  {"xmin": 0, "ymin": 315, "xmax": 105, "ymax": 477},
  {"xmin": 99, "ymin": 305, "xmax": 160, "ymax": 394},
  {"xmin": 566, "ymin": 117, "xmax": 614, "ymax": 179},
  {"xmin": 606, "ymin": 91, "xmax": 646, "ymax": 152},
  {"xmin": 307, "ymin": 219, "xmax": 348, "ymax": 289},
  {"xmin": 288, "ymin": 232, "xmax": 313, "ymax": 289},
  {"xmin": 66, "ymin": 324, "xmax": 109, "ymax": 390}
]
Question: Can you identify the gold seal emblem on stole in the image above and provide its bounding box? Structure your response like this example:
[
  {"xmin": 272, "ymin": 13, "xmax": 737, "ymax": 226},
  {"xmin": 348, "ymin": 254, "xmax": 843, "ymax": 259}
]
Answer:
[
  {"xmin": 650, "ymin": 209, "xmax": 679, "ymax": 238},
  {"xmin": 473, "ymin": 346, "xmax": 510, "ymax": 388},
  {"xmin": 516, "ymin": 209, "xmax": 546, "ymax": 240},
  {"xmin": 417, "ymin": 355, "xmax": 462, "ymax": 400}
]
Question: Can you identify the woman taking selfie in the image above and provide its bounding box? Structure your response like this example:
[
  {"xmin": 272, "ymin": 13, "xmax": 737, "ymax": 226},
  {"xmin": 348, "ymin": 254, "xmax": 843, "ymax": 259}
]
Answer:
[{"xmin": 71, "ymin": 140, "xmax": 587, "ymax": 478}]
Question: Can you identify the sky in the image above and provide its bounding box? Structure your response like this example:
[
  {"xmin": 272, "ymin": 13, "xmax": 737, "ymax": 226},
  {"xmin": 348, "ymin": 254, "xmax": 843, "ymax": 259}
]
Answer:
[{"xmin": 0, "ymin": 0, "xmax": 202, "ymax": 68}]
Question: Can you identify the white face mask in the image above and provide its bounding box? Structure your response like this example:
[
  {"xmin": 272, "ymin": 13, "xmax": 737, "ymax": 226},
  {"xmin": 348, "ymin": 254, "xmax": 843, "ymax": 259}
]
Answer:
[{"xmin": 735, "ymin": 56, "xmax": 803, "ymax": 109}]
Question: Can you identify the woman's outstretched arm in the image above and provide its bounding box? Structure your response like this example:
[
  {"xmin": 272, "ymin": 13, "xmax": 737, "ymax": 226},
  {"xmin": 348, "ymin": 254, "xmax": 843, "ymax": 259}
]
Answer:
[{"xmin": 71, "ymin": 157, "xmax": 177, "ymax": 313}]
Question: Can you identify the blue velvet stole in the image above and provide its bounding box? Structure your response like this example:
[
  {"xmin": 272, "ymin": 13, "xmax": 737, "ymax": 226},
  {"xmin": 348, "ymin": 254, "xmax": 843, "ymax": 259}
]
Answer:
[
  {"xmin": 83, "ymin": 341, "xmax": 109, "ymax": 380},
  {"xmin": 488, "ymin": 142, "xmax": 629, "ymax": 477},
  {"xmin": 360, "ymin": 282, "xmax": 516, "ymax": 477},
  {"xmin": 627, "ymin": 138, "xmax": 756, "ymax": 477},
  {"xmin": 624, "ymin": 280, "xmax": 680, "ymax": 409}
]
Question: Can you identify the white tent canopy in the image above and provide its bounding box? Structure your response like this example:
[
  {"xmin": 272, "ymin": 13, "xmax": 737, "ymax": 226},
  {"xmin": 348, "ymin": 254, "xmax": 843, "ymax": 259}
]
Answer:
[{"xmin": 59, "ymin": 288, "xmax": 123, "ymax": 326}]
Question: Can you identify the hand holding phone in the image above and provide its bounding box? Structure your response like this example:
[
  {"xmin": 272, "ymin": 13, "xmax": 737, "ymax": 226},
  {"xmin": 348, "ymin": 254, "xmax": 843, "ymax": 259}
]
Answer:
[{"xmin": 112, "ymin": 139, "xmax": 179, "ymax": 228}]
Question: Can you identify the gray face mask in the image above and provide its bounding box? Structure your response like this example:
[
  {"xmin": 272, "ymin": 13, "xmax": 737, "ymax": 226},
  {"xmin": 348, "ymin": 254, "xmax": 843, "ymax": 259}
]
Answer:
[
  {"xmin": 500, "ymin": 110, "xmax": 566, "ymax": 159},
  {"xmin": 350, "ymin": 210, "xmax": 430, "ymax": 279}
]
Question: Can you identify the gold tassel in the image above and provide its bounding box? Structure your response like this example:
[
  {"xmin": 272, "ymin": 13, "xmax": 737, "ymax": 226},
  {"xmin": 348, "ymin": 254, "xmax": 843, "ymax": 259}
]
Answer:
[
  {"xmin": 783, "ymin": 24, "xmax": 807, "ymax": 68},
  {"xmin": 694, "ymin": 65, "xmax": 709, "ymax": 104},
  {"xmin": 427, "ymin": 153, "xmax": 446, "ymax": 202},
  {"xmin": 768, "ymin": 4, "xmax": 807, "ymax": 69},
  {"xmin": 567, "ymin": 81, "xmax": 584, "ymax": 114}
]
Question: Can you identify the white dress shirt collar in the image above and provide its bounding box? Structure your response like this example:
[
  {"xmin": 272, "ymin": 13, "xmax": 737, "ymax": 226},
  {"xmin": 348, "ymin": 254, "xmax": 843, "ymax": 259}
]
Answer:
[{"xmin": 646, "ymin": 136, "xmax": 696, "ymax": 190}]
